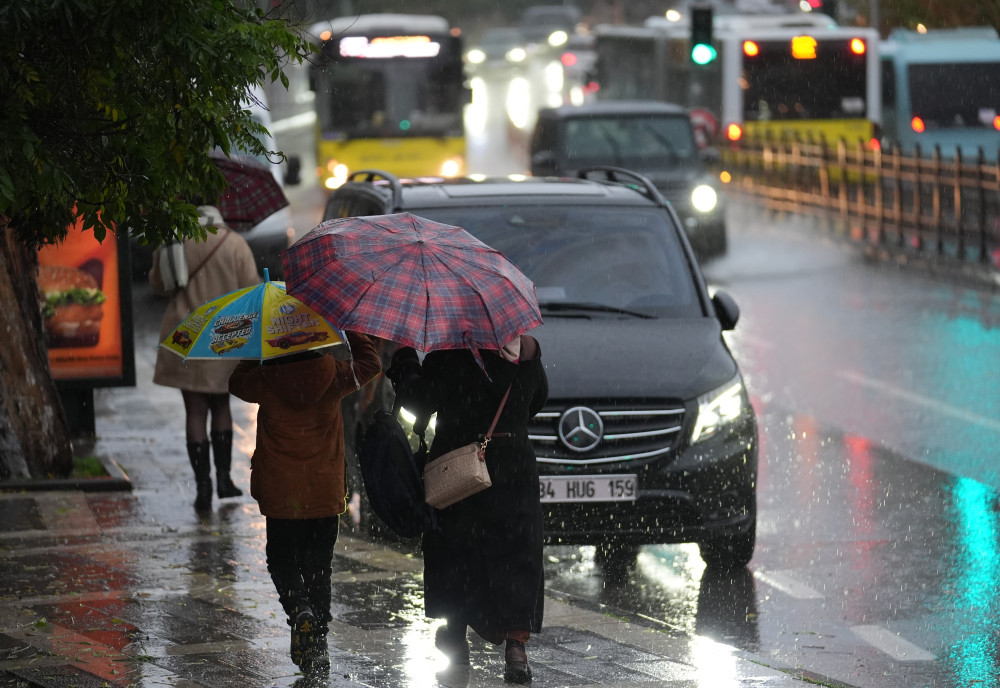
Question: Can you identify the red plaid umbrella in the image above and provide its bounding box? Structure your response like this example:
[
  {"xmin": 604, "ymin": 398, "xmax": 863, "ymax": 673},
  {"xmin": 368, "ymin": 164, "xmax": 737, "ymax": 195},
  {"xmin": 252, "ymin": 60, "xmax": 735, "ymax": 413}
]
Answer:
[
  {"xmin": 282, "ymin": 212, "xmax": 543, "ymax": 352},
  {"xmin": 210, "ymin": 149, "xmax": 289, "ymax": 231}
]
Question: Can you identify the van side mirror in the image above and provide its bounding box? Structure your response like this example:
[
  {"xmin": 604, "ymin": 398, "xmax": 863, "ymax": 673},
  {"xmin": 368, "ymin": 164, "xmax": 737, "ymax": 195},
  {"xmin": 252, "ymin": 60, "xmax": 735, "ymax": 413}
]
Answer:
[
  {"xmin": 701, "ymin": 147, "xmax": 720, "ymax": 165},
  {"xmin": 284, "ymin": 155, "xmax": 301, "ymax": 186},
  {"xmin": 530, "ymin": 150, "xmax": 557, "ymax": 176},
  {"xmin": 712, "ymin": 290, "xmax": 739, "ymax": 330}
]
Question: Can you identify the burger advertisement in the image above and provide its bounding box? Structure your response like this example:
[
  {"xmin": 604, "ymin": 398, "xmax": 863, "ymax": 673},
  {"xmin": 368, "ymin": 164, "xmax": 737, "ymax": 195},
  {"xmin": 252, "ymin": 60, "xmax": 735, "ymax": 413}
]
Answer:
[{"xmin": 37, "ymin": 219, "xmax": 133, "ymax": 385}]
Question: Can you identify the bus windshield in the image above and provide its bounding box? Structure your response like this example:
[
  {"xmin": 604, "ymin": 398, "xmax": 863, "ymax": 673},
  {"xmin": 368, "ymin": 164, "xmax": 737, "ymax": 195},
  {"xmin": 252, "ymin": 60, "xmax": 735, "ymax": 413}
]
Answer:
[
  {"xmin": 313, "ymin": 35, "xmax": 465, "ymax": 139},
  {"xmin": 908, "ymin": 62, "xmax": 1000, "ymax": 129},
  {"xmin": 742, "ymin": 39, "xmax": 868, "ymax": 121}
]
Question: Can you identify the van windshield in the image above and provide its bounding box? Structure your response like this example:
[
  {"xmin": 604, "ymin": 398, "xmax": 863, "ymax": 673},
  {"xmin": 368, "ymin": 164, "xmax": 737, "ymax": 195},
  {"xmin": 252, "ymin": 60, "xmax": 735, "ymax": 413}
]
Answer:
[
  {"xmin": 415, "ymin": 205, "xmax": 701, "ymax": 317},
  {"xmin": 560, "ymin": 115, "xmax": 699, "ymax": 167}
]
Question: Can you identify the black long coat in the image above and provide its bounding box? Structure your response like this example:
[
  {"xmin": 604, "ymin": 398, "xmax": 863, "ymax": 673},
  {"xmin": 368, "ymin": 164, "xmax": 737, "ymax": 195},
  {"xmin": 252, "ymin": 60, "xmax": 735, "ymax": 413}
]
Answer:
[{"xmin": 393, "ymin": 336, "xmax": 548, "ymax": 635}]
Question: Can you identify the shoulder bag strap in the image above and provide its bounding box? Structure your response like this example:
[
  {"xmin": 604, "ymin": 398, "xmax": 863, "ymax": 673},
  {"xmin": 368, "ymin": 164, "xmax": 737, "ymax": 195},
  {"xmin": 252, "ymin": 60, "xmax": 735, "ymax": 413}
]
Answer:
[
  {"xmin": 186, "ymin": 228, "xmax": 231, "ymax": 283},
  {"xmin": 479, "ymin": 383, "xmax": 513, "ymax": 452}
]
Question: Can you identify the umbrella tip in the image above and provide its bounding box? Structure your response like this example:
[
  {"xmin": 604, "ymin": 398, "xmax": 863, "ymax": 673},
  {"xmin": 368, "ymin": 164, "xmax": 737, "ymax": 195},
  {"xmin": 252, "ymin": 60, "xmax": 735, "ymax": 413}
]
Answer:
[{"xmin": 263, "ymin": 267, "xmax": 270, "ymax": 282}]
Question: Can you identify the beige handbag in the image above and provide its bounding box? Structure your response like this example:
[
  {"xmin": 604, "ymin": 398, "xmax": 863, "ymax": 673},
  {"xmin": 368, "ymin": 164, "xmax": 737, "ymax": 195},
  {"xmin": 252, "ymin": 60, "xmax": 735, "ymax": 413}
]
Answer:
[{"xmin": 423, "ymin": 385, "xmax": 512, "ymax": 509}]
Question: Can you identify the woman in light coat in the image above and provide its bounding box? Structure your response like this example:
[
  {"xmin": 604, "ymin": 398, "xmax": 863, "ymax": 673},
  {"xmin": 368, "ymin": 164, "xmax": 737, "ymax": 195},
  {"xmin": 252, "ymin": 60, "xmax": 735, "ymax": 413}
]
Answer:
[{"xmin": 150, "ymin": 205, "xmax": 260, "ymax": 510}]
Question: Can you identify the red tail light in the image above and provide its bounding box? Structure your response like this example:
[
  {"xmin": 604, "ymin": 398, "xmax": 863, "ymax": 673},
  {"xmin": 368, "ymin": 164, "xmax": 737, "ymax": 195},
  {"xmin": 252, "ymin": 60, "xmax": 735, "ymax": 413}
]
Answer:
[{"xmin": 911, "ymin": 116, "xmax": 925, "ymax": 133}]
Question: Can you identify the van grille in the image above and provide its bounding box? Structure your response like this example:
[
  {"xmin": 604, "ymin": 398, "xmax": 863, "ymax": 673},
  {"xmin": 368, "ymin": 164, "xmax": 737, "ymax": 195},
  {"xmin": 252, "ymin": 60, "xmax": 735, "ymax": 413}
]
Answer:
[{"xmin": 528, "ymin": 401, "xmax": 686, "ymax": 466}]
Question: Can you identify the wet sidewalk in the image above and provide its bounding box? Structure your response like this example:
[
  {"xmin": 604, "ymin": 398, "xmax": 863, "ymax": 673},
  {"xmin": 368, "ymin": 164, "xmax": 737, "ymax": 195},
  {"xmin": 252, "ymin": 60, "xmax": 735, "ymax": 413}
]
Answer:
[{"xmin": 1, "ymin": 325, "xmax": 822, "ymax": 687}]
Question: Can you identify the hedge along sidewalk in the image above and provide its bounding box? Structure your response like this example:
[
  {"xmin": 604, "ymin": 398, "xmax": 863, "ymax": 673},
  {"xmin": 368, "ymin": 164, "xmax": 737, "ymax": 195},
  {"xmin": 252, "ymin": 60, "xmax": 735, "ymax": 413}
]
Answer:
[{"xmin": 0, "ymin": 442, "xmax": 132, "ymax": 493}]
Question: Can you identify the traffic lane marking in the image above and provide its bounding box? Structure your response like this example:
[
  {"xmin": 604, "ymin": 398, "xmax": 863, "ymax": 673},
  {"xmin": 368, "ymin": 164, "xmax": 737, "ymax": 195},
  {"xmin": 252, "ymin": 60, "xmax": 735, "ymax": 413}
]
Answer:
[
  {"xmin": 838, "ymin": 370, "xmax": 1000, "ymax": 434},
  {"xmin": 850, "ymin": 625, "xmax": 936, "ymax": 661},
  {"xmin": 753, "ymin": 569, "xmax": 824, "ymax": 599}
]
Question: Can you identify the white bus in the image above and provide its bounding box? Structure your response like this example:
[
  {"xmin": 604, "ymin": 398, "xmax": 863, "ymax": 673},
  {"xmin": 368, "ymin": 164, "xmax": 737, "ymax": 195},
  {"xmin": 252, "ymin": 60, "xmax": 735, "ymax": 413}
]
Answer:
[
  {"xmin": 594, "ymin": 12, "xmax": 880, "ymax": 146},
  {"xmin": 879, "ymin": 27, "xmax": 1000, "ymax": 160}
]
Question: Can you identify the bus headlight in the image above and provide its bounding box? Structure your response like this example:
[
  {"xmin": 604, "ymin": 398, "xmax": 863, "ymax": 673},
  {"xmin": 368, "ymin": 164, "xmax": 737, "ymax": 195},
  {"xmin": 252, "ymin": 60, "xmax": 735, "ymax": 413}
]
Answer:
[
  {"xmin": 691, "ymin": 377, "xmax": 745, "ymax": 444},
  {"xmin": 440, "ymin": 158, "xmax": 462, "ymax": 178},
  {"xmin": 324, "ymin": 163, "xmax": 349, "ymax": 190},
  {"xmin": 691, "ymin": 184, "xmax": 718, "ymax": 213}
]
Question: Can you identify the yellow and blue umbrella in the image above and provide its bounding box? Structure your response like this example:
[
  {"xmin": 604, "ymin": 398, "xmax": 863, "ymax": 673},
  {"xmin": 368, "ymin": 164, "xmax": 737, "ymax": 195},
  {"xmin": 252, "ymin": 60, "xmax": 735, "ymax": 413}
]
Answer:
[{"xmin": 160, "ymin": 268, "xmax": 345, "ymax": 361}]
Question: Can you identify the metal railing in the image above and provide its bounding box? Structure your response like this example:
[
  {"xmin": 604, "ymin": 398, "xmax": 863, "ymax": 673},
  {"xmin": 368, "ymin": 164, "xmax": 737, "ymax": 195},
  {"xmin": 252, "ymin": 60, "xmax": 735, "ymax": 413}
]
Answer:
[{"xmin": 720, "ymin": 137, "xmax": 1000, "ymax": 279}]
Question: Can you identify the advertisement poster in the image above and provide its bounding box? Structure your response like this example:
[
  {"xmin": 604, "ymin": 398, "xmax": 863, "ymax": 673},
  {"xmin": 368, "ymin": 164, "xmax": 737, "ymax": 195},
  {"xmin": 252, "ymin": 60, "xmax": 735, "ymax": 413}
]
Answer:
[{"xmin": 37, "ymin": 219, "xmax": 134, "ymax": 386}]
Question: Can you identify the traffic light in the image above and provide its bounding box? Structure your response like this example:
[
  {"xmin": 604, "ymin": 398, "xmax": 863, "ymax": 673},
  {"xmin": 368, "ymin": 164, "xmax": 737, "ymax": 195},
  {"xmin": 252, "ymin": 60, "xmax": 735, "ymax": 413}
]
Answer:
[{"xmin": 690, "ymin": 5, "xmax": 716, "ymax": 65}]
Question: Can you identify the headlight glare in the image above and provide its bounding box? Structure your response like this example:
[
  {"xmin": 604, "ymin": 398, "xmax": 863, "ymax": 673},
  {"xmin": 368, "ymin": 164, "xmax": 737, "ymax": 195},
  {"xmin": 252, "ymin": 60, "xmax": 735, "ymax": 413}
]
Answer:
[
  {"xmin": 691, "ymin": 378, "xmax": 744, "ymax": 444},
  {"xmin": 691, "ymin": 184, "xmax": 718, "ymax": 213}
]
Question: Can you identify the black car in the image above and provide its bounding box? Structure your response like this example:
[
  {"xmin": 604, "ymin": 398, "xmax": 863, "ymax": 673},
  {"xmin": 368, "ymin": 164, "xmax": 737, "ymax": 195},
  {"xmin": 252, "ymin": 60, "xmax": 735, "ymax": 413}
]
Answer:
[
  {"xmin": 324, "ymin": 168, "xmax": 757, "ymax": 571},
  {"xmin": 529, "ymin": 100, "xmax": 727, "ymax": 259}
]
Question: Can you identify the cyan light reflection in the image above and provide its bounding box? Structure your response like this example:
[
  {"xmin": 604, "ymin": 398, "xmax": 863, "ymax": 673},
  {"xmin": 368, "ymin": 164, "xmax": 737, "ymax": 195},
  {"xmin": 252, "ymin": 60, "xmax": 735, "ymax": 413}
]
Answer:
[{"xmin": 947, "ymin": 476, "xmax": 1000, "ymax": 683}]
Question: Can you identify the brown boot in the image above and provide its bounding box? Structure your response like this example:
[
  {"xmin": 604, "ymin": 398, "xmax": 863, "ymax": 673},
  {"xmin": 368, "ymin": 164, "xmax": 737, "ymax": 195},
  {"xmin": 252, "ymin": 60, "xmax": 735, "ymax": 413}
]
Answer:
[{"xmin": 504, "ymin": 639, "xmax": 532, "ymax": 683}]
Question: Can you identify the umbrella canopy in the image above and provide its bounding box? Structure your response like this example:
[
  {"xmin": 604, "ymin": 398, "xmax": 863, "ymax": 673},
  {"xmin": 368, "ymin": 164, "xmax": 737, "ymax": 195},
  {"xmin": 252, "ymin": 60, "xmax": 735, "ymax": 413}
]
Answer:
[
  {"xmin": 282, "ymin": 212, "xmax": 543, "ymax": 352},
  {"xmin": 160, "ymin": 269, "xmax": 345, "ymax": 361},
  {"xmin": 211, "ymin": 149, "xmax": 289, "ymax": 231}
]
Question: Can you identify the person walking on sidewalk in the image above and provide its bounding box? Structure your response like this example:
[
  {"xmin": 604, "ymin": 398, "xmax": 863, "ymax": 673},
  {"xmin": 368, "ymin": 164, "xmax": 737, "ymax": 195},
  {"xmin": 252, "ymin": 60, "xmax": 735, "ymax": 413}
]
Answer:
[
  {"xmin": 387, "ymin": 335, "xmax": 548, "ymax": 684},
  {"xmin": 150, "ymin": 204, "xmax": 260, "ymax": 511},
  {"xmin": 229, "ymin": 333, "xmax": 381, "ymax": 674}
]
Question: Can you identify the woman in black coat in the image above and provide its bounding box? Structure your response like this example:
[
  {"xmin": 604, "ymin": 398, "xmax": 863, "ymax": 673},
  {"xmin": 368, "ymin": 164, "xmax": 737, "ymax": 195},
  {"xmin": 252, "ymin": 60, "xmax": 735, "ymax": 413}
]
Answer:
[{"xmin": 388, "ymin": 334, "xmax": 548, "ymax": 684}]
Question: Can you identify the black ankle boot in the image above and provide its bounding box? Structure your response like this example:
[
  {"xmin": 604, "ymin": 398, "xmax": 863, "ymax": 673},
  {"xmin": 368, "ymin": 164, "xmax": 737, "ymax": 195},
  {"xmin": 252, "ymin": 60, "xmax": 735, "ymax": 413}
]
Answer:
[
  {"xmin": 210, "ymin": 430, "xmax": 242, "ymax": 498},
  {"xmin": 435, "ymin": 622, "xmax": 470, "ymax": 665},
  {"xmin": 187, "ymin": 440, "xmax": 213, "ymax": 510}
]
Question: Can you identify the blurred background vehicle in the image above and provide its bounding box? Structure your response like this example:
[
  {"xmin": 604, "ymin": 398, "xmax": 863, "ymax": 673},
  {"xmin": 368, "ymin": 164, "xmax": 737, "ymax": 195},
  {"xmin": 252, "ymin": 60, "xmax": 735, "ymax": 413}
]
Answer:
[
  {"xmin": 529, "ymin": 100, "xmax": 727, "ymax": 258},
  {"xmin": 518, "ymin": 3, "xmax": 583, "ymax": 50},
  {"xmin": 466, "ymin": 26, "xmax": 529, "ymax": 71},
  {"xmin": 879, "ymin": 26, "xmax": 1000, "ymax": 161},
  {"xmin": 305, "ymin": 14, "xmax": 469, "ymax": 190}
]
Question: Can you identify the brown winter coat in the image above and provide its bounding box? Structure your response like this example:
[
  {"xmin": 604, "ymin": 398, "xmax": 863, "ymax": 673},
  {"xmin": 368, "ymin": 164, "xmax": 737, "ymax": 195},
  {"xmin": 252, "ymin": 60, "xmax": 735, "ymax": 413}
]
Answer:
[
  {"xmin": 150, "ymin": 226, "xmax": 260, "ymax": 393},
  {"xmin": 228, "ymin": 332, "xmax": 382, "ymax": 519}
]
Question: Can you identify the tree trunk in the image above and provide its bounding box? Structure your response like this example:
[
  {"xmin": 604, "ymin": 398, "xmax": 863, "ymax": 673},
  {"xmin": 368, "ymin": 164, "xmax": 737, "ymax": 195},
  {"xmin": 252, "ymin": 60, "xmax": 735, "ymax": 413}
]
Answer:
[{"xmin": 0, "ymin": 220, "xmax": 73, "ymax": 479}]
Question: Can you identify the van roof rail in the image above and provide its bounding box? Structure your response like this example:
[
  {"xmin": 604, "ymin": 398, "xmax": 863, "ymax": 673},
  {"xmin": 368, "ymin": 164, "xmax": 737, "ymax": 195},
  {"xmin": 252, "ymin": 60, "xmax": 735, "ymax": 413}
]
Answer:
[
  {"xmin": 347, "ymin": 169, "xmax": 403, "ymax": 209},
  {"xmin": 577, "ymin": 166, "xmax": 670, "ymax": 206}
]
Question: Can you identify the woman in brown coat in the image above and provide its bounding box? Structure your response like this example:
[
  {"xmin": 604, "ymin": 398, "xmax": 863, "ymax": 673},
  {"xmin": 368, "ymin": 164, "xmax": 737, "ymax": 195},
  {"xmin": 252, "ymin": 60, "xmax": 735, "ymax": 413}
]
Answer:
[
  {"xmin": 229, "ymin": 332, "xmax": 381, "ymax": 674},
  {"xmin": 150, "ymin": 205, "xmax": 260, "ymax": 510}
]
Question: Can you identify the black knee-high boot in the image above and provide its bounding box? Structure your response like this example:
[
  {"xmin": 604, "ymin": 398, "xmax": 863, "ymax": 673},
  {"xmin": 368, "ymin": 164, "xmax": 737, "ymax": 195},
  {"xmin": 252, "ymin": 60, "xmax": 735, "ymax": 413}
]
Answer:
[
  {"xmin": 187, "ymin": 440, "xmax": 213, "ymax": 510},
  {"xmin": 210, "ymin": 430, "xmax": 242, "ymax": 498}
]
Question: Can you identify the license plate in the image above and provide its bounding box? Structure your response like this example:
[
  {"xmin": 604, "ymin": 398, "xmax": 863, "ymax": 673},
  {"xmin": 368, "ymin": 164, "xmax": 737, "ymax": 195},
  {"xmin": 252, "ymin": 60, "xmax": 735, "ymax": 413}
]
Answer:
[{"xmin": 539, "ymin": 474, "xmax": 637, "ymax": 503}]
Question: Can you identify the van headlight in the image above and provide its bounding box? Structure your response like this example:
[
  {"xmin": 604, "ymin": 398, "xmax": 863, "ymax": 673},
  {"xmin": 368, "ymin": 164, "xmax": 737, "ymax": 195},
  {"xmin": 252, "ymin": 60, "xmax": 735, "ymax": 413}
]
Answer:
[
  {"xmin": 691, "ymin": 376, "xmax": 745, "ymax": 444},
  {"xmin": 691, "ymin": 184, "xmax": 718, "ymax": 213},
  {"xmin": 399, "ymin": 406, "xmax": 436, "ymax": 451}
]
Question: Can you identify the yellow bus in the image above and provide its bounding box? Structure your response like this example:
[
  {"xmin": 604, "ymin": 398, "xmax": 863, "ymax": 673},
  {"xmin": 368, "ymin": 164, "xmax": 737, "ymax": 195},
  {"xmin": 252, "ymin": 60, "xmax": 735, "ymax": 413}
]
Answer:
[
  {"xmin": 594, "ymin": 12, "xmax": 880, "ymax": 147},
  {"xmin": 307, "ymin": 14, "xmax": 469, "ymax": 189}
]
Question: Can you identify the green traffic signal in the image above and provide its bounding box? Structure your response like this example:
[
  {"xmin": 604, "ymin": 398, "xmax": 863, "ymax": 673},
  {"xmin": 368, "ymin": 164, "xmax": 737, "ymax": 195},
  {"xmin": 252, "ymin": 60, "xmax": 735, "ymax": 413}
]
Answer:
[{"xmin": 691, "ymin": 43, "xmax": 717, "ymax": 65}]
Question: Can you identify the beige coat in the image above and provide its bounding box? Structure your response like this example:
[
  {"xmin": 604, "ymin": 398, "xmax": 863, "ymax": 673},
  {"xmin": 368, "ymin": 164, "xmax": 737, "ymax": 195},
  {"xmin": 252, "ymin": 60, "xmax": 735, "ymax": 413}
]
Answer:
[{"xmin": 150, "ymin": 221, "xmax": 261, "ymax": 393}]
